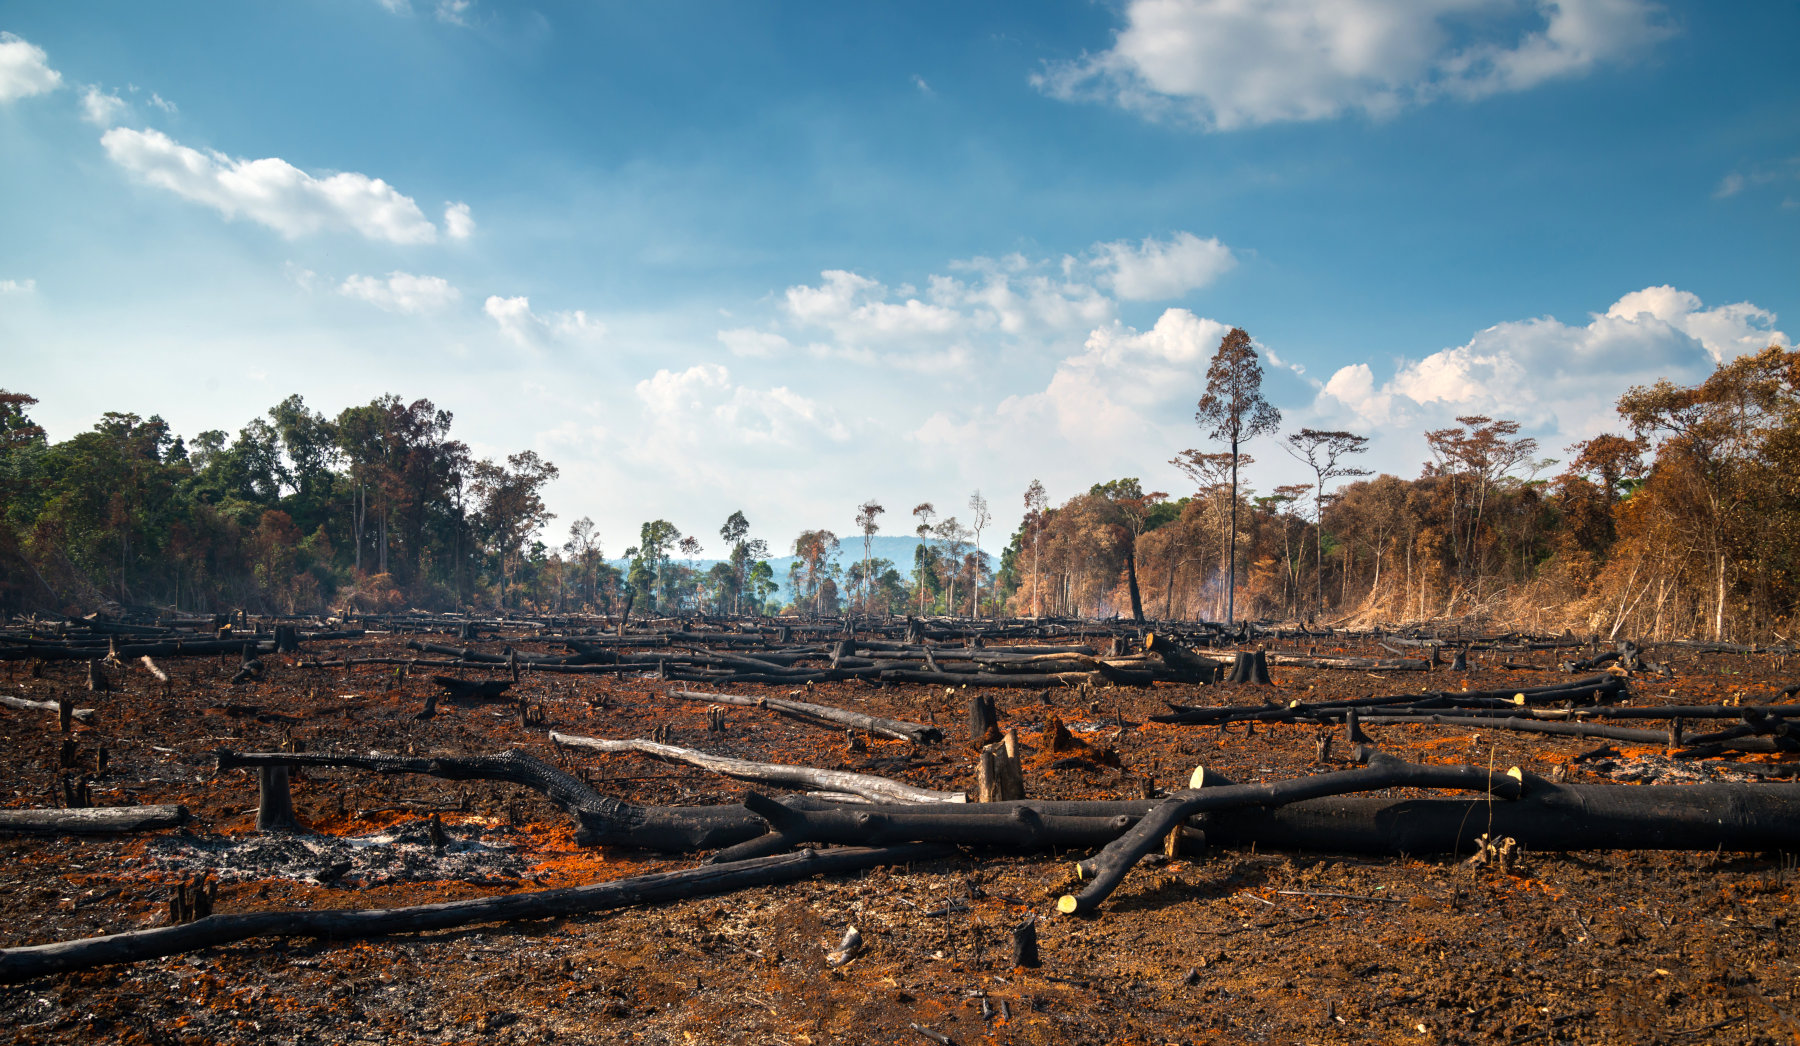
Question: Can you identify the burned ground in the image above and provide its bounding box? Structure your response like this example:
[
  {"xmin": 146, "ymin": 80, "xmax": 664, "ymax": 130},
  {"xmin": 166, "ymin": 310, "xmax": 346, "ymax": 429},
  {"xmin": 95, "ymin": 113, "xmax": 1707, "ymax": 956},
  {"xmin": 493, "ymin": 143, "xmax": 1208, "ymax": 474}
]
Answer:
[{"xmin": 1, "ymin": 627, "xmax": 1797, "ymax": 1045}]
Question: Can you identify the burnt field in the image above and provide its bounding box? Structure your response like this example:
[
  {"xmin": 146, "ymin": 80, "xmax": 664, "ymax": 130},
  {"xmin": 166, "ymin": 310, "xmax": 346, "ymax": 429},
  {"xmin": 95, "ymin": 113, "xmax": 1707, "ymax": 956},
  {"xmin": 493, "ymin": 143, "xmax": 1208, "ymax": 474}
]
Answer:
[{"xmin": 2, "ymin": 619, "xmax": 1798, "ymax": 1045}]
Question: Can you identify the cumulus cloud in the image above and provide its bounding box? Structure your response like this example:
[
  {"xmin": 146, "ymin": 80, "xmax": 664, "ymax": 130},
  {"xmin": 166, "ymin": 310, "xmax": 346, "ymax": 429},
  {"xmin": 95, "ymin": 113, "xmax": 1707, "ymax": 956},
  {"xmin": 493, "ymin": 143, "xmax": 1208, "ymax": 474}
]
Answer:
[
  {"xmin": 911, "ymin": 306, "xmax": 1239, "ymax": 488},
  {"xmin": 785, "ymin": 270, "xmax": 964, "ymax": 338},
  {"xmin": 1088, "ymin": 231, "xmax": 1235, "ymax": 300},
  {"xmin": 443, "ymin": 201, "xmax": 475, "ymax": 239},
  {"xmin": 0, "ymin": 278, "xmax": 36, "ymax": 294},
  {"xmin": 484, "ymin": 295, "xmax": 606, "ymax": 350},
  {"xmin": 728, "ymin": 232, "xmax": 1232, "ymax": 374},
  {"xmin": 1036, "ymin": 0, "xmax": 1672, "ymax": 130},
  {"xmin": 1033, "ymin": 308, "xmax": 1234, "ymax": 439},
  {"xmin": 0, "ymin": 32, "xmax": 60, "ymax": 103},
  {"xmin": 80, "ymin": 85, "xmax": 127, "ymax": 126},
  {"xmin": 100, "ymin": 128, "xmax": 458, "ymax": 244},
  {"xmin": 1316, "ymin": 285, "xmax": 1789, "ymax": 432},
  {"xmin": 634, "ymin": 364, "xmax": 848, "ymax": 453},
  {"xmin": 717, "ymin": 327, "xmax": 792, "ymax": 358},
  {"xmin": 338, "ymin": 271, "xmax": 461, "ymax": 314}
]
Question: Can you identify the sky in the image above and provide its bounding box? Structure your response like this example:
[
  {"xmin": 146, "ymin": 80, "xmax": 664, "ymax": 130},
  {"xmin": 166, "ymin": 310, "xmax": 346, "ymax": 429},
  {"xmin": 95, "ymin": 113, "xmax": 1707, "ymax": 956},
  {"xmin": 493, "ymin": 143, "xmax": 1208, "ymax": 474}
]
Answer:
[{"xmin": 1, "ymin": 1, "xmax": 1796, "ymax": 559}]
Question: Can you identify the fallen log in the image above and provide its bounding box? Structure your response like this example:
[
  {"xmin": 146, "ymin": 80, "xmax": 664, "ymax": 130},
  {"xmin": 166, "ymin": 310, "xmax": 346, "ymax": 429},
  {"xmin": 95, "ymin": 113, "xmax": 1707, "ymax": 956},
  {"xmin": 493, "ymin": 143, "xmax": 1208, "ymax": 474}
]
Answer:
[
  {"xmin": 0, "ymin": 805, "xmax": 191, "ymax": 834},
  {"xmin": 0, "ymin": 638, "xmax": 275, "ymax": 661},
  {"xmin": 0, "ymin": 844, "xmax": 944, "ymax": 983},
  {"xmin": 217, "ymin": 748, "xmax": 769, "ymax": 851},
  {"xmin": 664, "ymin": 689, "xmax": 943, "ymax": 744},
  {"xmin": 1342, "ymin": 712, "xmax": 1795, "ymax": 753},
  {"xmin": 213, "ymin": 748, "xmax": 1800, "ymax": 869},
  {"xmin": 1153, "ymin": 675, "xmax": 1627, "ymax": 726},
  {"xmin": 549, "ymin": 731, "xmax": 965, "ymax": 804},
  {"xmin": 1056, "ymin": 752, "xmax": 1522, "ymax": 916},
  {"xmin": 0, "ymin": 694, "xmax": 97, "ymax": 724}
]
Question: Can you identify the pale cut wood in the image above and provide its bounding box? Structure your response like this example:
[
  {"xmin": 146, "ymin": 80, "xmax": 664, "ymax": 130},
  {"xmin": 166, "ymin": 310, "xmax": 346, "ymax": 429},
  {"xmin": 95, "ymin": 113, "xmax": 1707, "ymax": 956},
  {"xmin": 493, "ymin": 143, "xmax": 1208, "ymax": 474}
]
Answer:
[
  {"xmin": 665, "ymin": 688, "xmax": 943, "ymax": 744},
  {"xmin": 0, "ymin": 805, "xmax": 190, "ymax": 834},
  {"xmin": 0, "ymin": 694, "xmax": 96, "ymax": 724},
  {"xmin": 549, "ymin": 731, "xmax": 964, "ymax": 804}
]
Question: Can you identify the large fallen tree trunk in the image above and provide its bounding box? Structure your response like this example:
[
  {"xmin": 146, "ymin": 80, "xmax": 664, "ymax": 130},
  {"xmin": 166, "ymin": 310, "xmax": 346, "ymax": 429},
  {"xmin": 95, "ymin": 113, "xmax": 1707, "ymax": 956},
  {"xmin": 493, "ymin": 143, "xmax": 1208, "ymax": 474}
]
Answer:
[
  {"xmin": 0, "ymin": 805, "xmax": 190, "ymax": 834},
  {"xmin": 0, "ymin": 844, "xmax": 944, "ymax": 983},
  {"xmin": 664, "ymin": 689, "xmax": 943, "ymax": 744},
  {"xmin": 1153, "ymin": 675, "xmax": 1628, "ymax": 726},
  {"xmin": 548, "ymin": 731, "xmax": 965, "ymax": 804},
  {"xmin": 216, "ymin": 746, "xmax": 1800, "ymax": 879},
  {"xmin": 1057, "ymin": 753, "xmax": 1524, "ymax": 915}
]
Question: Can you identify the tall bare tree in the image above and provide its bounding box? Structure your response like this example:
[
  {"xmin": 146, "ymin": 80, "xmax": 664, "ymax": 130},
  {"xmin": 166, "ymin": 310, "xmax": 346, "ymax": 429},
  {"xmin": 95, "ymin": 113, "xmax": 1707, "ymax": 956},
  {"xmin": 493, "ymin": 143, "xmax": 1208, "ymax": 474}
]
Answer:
[
  {"xmin": 911, "ymin": 502, "xmax": 936, "ymax": 613},
  {"xmin": 854, "ymin": 499, "xmax": 885, "ymax": 616},
  {"xmin": 967, "ymin": 490, "xmax": 991, "ymax": 618},
  {"xmin": 1284, "ymin": 428, "xmax": 1372, "ymax": 615},
  {"xmin": 1193, "ymin": 328, "xmax": 1280, "ymax": 623},
  {"xmin": 1022, "ymin": 479, "xmax": 1049, "ymax": 618}
]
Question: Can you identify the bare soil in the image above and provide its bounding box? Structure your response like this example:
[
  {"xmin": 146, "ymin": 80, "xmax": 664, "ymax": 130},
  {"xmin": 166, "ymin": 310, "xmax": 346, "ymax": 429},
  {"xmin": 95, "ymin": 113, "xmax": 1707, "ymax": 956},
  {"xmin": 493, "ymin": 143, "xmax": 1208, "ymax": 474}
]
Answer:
[{"xmin": 2, "ymin": 632, "xmax": 1797, "ymax": 1045}]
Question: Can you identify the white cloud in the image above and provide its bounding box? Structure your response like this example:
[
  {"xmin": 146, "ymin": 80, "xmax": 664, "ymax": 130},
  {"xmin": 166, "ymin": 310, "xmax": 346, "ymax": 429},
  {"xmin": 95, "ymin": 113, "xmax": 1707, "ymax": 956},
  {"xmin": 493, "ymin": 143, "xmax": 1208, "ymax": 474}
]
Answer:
[
  {"xmin": 484, "ymin": 295, "xmax": 606, "ymax": 350},
  {"xmin": 1317, "ymin": 285, "xmax": 1789, "ymax": 431},
  {"xmin": 376, "ymin": 0, "xmax": 411, "ymax": 13},
  {"xmin": 911, "ymin": 306, "xmax": 1240, "ymax": 490},
  {"xmin": 0, "ymin": 278, "xmax": 36, "ymax": 294},
  {"xmin": 912, "ymin": 74, "xmax": 933, "ymax": 95},
  {"xmin": 1036, "ymin": 0, "xmax": 1672, "ymax": 130},
  {"xmin": 634, "ymin": 364, "xmax": 849, "ymax": 455},
  {"xmin": 0, "ymin": 32, "xmax": 60, "ymax": 103},
  {"xmin": 1714, "ymin": 157, "xmax": 1800, "ymax": 201},
  {"xmin": 101, "ymin": 128, "xmax": 446, "ymax": 244},
  {"xmin": 148, "ymin": 92, "xmax": 177, "ymax": 114},
  {"xmin": 80, "ymin": 85, "xmax": 127, "ymax": 126},
  {"xmin": 729, "ymin": 231, "xmax": 1232, "ymax": 374},
  {"xmin": 1036, "ymin": 308, "xmax": 1234, "ymax": 439},
  {"xmin": 1089, "ymin": 231, "xmax": 1235, "ymax": 300},
  {"xmin": 339, "ymin": 271, "xmax": 461, "ymax": 314},
  {"xmin": 436, "ymin": 0, "xmax": 473, "ymax": 25},
  {"xmin": 443, "ymin": 201, "xmax": 475, "ymax": 239},
  {"xmin": 717, "ymin": 327, "xmax": 791, "ymax": 358},
  {"xmin": 784, "ymin": 270, "xmax": 965, "ymax": 337},
  {"xmin": 1605, "ymin": 285, "xmax": 1784, "ymax": 363}
]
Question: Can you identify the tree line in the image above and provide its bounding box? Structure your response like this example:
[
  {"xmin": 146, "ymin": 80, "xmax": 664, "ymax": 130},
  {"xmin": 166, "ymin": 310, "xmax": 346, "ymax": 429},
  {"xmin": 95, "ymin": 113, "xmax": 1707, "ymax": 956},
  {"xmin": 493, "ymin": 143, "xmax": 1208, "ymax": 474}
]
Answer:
[
  {"xmin": 3, "ymin": 335, "xmax": 1796, "ymax": 638},
  {"xmin": 992, "ymin": 336, "xmax": 1800, "ymax": 642}
]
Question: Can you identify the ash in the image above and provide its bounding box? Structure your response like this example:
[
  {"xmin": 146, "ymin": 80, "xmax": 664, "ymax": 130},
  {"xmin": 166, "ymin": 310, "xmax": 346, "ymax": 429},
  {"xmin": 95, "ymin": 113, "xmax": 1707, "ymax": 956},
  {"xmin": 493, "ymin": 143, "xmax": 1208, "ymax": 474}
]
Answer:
[
  {"xmin": 147, "ymin": 818, "xmax": 532, "ymax": 887},
  {"xmin": 1599, "ymin": 753, "xmax": 1773, "ymax": 785}
]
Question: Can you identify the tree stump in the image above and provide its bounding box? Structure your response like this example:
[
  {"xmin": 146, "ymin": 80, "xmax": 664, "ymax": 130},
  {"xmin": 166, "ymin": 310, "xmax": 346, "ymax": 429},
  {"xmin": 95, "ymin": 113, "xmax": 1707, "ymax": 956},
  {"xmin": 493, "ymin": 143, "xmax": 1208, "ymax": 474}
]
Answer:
[
  {"xmin": 977, "ymin": 730, "xmax": 1024, "ymax": 802},
  {"xmin": 968, "ymin": 692, "xmax": 999, "ymax": 746}
]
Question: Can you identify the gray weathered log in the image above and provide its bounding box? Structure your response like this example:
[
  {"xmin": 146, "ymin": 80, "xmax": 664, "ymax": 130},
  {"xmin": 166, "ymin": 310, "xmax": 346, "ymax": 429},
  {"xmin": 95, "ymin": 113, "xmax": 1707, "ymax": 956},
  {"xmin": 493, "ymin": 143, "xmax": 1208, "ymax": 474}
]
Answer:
[
  {"xmin": 0, "ymin": 694, "xmax": 96, "ymax": 724},
  {"xmin": 665, "ymin": 689, "xmax": 942, "ymax": 744},
  {"xmin": 0, "ymin": 805, "xmax": 190, "ymax": 834},
  {"xmin": 549, "ymin": 731, "xmax": 964, "ymax": 804}
]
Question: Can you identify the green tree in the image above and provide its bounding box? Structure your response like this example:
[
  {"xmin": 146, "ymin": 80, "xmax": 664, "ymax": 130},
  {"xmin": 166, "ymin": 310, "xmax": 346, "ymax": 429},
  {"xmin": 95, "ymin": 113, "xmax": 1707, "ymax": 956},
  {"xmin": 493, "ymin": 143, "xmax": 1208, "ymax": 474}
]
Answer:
[{"xmin": 471, "ymin": 450, "xmax": 560, "ymax": 608}]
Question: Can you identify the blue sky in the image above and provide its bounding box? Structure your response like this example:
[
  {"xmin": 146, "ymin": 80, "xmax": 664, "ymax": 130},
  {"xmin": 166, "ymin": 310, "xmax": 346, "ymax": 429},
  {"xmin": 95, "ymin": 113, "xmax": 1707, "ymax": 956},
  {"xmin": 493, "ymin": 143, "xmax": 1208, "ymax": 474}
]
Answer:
[{"xmin": 2, "ymin": 1, "xmax": 1795, "ymax": 557}]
